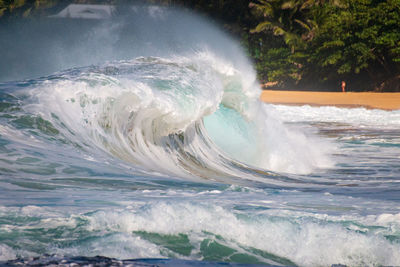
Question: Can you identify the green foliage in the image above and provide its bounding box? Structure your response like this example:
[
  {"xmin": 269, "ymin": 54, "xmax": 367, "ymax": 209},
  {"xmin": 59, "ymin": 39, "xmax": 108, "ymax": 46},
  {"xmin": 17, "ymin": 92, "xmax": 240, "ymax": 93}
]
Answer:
[
  {"xmin": 250, "ymin": 0, "xmax": 312, "ymax": 51},
  {"xmin": 250, "ymin": 0, "xmax": 400, "ymax": 91},
  {"xmin": 256, "ymin": 47, "xmax": 302, "ymax": 84}
]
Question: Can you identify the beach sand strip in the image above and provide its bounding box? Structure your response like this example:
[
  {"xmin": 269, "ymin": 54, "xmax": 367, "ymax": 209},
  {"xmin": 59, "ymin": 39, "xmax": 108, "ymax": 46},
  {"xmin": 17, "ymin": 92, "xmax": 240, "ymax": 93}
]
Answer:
[{"xmin": 260, "ymin": 90, "xmax": 400, "ymax": 110}]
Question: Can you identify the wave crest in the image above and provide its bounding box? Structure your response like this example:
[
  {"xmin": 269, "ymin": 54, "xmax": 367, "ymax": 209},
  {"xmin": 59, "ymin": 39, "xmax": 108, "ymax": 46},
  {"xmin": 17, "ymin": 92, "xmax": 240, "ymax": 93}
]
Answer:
[{"xmin": 25, "ymin": 53, "xmax": 333, "ymax": 182}]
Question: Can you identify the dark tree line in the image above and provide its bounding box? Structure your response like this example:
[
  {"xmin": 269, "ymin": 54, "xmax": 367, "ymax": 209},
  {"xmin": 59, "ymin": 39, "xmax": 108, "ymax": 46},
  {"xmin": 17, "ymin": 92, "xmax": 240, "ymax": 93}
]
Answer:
[
  {"xmin": 248, "ymin": 0, "xmax": 400, "ymax": 91},
  {"xmin": 1, "ymin": 0, "xmax": 400, "ymax": 91}
]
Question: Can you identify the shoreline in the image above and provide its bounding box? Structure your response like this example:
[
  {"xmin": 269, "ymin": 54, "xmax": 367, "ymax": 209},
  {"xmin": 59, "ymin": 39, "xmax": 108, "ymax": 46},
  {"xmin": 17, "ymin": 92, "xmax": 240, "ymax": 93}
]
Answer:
[{"xmin": 260, "ymin": 90, "xmax": 400, "ymax": 110}]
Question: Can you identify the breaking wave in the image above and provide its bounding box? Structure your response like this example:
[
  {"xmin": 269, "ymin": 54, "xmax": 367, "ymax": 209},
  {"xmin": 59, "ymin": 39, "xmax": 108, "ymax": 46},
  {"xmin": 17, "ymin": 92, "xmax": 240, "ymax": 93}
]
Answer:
[{"xmin": 10, "ymin": 52, "xmax": 332, "ymax": 186}]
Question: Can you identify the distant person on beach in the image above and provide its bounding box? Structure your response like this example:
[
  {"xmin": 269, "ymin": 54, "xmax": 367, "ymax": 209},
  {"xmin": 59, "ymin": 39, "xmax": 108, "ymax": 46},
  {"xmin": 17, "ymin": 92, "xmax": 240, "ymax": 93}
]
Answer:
[{"xmin": 341, "ymin": 81, "xmax": 346, "ymax": 92}]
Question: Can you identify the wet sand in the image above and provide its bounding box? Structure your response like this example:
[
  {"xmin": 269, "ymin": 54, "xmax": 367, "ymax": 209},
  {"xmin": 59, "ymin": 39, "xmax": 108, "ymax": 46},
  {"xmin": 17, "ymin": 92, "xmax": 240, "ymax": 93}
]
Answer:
[{"xmin": 260, "ymin": 90, "xmax": 400, "ymax": 110}]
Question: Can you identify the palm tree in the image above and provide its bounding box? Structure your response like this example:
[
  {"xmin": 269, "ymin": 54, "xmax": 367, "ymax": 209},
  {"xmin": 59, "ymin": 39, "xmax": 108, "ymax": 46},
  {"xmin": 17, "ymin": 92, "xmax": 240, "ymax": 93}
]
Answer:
[{"xmin": 249, "ymin": 0, "xmax": 342, "ymax": 51}]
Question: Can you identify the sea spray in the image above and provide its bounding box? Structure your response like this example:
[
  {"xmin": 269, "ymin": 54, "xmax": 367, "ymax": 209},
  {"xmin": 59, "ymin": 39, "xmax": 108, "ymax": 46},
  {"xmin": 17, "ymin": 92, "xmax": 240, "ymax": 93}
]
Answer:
[{"xmin": 1, "ymin": 6, "xmax": 334, "ymax": 175}]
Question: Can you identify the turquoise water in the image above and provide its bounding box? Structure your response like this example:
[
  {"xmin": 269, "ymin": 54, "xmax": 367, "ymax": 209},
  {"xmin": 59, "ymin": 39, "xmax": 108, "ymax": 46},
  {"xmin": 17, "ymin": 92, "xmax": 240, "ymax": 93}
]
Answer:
[{"xmin": 204, "ymin": 105, "xmax": 258, "ymax": 166}]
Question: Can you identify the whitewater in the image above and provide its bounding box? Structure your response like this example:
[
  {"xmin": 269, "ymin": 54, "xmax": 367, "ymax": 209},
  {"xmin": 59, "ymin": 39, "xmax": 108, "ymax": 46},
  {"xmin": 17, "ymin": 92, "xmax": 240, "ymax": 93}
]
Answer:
[{"xmin": 0, "ymin": 6, "xmax": 400, "ymax": 267}]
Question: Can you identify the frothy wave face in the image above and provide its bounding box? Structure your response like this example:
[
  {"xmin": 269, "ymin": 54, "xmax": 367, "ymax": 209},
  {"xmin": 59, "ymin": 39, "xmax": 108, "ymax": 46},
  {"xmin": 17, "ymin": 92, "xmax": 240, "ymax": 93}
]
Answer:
[{"xmin": 17, "ymin": 52, "xmax": 333, "ymax": 183}]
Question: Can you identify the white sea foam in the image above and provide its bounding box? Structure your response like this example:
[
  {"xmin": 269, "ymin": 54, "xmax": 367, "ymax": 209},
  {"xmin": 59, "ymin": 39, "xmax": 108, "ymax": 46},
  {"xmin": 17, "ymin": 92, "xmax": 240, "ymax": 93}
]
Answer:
[
  {"xmin": 55, "ymin": 233, "xmax": 163, "ymax": 260},
  {"xmin": 1, "ymin": 192, "xmax": 399, "ymax": 266},
  {"xmin": 0, "ymin": 245, "xmax": 16, "ymax": 261},
  {"xmin": 80, "ymin": 202, "xmax": 400, "ymax": 266},
  {"xmin": 267, "ymin": 104, "xmax": 400, "ymax": 128}
]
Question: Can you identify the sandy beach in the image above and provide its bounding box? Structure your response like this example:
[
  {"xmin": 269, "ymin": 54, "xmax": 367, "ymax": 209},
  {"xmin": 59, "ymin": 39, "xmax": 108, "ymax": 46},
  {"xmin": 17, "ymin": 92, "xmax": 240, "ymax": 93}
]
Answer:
[{"xmin": 261, "ymin": 90, "xmax": 400, "ymax": 110}]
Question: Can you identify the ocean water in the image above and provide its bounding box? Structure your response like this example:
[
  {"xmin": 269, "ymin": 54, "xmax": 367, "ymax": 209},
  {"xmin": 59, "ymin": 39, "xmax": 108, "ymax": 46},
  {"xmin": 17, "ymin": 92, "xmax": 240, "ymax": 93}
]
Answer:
[{"xmin": 1, "ymin": 7, "xmax": 400, "ymax": 267}]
